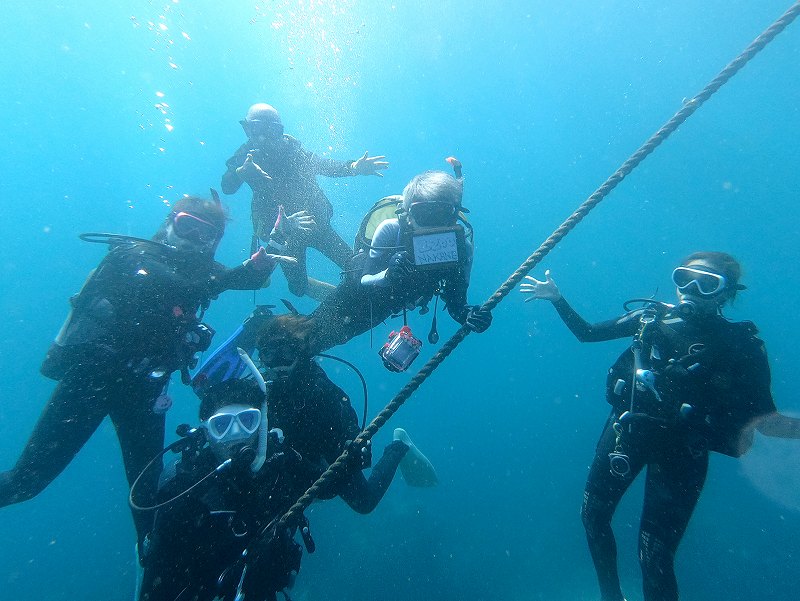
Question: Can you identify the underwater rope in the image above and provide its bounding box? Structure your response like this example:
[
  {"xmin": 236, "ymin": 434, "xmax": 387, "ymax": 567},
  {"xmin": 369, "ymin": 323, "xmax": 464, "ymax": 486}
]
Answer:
[{"xmin": 275, "ymin": 0, "xmax": 800, "ymax": 531}]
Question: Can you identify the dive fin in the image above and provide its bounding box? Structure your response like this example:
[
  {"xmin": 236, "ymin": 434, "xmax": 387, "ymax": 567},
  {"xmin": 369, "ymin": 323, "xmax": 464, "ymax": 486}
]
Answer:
[
  {"xmin": 394, "ymin": 428, "xmax": 438, "ymax": 487},
  {"xmin": 191, "ymin": 305, "xmax": 274, "ymax": 395}
]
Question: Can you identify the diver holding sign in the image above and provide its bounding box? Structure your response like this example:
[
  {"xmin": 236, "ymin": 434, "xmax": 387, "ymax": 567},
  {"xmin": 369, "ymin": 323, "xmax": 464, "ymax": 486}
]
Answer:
[{"xmin": 308, "ymin": 165, "xmax": 492, "ymax": 366}]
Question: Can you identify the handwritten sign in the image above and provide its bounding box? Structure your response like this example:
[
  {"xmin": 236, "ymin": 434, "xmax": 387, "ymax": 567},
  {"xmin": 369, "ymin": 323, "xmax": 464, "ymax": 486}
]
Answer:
[{"xmin": 412, "ymin": 231, "xmax": 459, "ymax": 266}]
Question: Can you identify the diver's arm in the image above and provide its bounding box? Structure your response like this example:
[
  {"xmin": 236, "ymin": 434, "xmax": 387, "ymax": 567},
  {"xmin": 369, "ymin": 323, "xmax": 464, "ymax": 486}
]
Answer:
[
  {"xmin": 442, "ymin": 281, "xmax": 471, "ymax": 325},
  {"xmin": 551, "ymin": 297, "xmax": 640, "ymax": 343},
  {"xmin": 221, "ymin": 166, "xmax": 244, "ymax": 195},
  {"xmin": 221, "ymin": 147, "xmax": 250, "ymax": 195},
  {"xmin": 337, "ymin": 440, "xmax": 408, "ymax": 514},
  {"xmin": 360, "ymin": 220, "xmax": 400, "ymax": 287},
  {"xmin": 210, "ymin": 261, "xmax": 271, "ymax": 293},
  {"xmin": 301, "ymin": 142, "xmax": 358, "ymax": 178}
]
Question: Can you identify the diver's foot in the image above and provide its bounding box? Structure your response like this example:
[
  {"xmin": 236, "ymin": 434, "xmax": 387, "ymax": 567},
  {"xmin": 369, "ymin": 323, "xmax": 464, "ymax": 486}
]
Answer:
[{"xmin": 394, "ymin": 428, "xmax": 438, "ymax": 487}]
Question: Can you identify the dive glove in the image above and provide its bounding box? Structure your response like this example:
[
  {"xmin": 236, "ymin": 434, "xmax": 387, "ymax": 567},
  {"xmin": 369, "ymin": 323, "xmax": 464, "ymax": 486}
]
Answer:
[{"xmin": 464, "ymin": 305, "xmax": 492, "ymax": 333}]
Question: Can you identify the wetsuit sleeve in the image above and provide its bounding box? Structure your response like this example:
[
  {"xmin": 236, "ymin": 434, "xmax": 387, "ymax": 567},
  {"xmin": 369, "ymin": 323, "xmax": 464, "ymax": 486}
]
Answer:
[
  {"xmin": 221, "ymin": 145, "xmax": 251, "ymax": 195},
  {"xmin": 315, "ymin": 367, "xmax": 361, "ymax": 464},
  {"xmin": 551, "ymin": 297, "xmax": 641, "ymax": 342},
  {"xmin": 361, "ymin": 220, "xmax": 400, "ymax": 286},
  {"xmin": 440, "ymin": 242, "xmax": 475, "ymax": 324},
  {"xmin": 301, "ymin": 143, "xmax": 356, "ymax": 178},
  {"xmin": 735, "ymin": 335, "xmax": 777, "ymax": 417},
  {"xmin": 337, "ymin": 440, "xmax": 408, "ymax": 514},
  {"xmin": 208, "ymin": 261, "xmax": 270, "ymax": 293}
]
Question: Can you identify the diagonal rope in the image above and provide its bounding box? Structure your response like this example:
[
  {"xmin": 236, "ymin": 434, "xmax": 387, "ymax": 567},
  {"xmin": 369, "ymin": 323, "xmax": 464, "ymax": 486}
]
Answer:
[{"xmin": 276, "ymin": 0, "xmax": 800, "ymax": 531}]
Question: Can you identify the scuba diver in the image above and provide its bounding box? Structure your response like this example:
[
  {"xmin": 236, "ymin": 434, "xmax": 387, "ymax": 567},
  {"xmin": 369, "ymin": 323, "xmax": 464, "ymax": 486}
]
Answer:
[
  {"xmin": 520, "ymin": 251, "xmax": 800, "ymax": 601},
  {"xmin": 221, "ymin": 102, "xmax": 389, "ymax": 300},
  {"xmin": 0, "ymin": 194, "xmax": 283, "ymax": 557},
  {"xmin": 308, "ymin": 167, "xmax": 492, "ymax": 361},
  {"xmin": 136, "ymin": 313, "xmax": 436, "ymax": 601}
]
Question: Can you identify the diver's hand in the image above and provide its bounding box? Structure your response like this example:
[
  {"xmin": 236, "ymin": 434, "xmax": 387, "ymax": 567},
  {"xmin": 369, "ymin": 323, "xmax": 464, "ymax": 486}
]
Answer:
[
  {"xmin": 344, "ymin": 439, "xmax": 373, "ymax": 470},
  {"xmin": 274, "ymin": 205, "xmax": 316, "ymax": 238},
  {"xmin": 386, "ymin": 251, "xmax": 415, "ymax": 285},
  {"xmin": 351, "ymin": 151, "xmax": 389, "ymax": 177},
  {"xmin": 464, "ymin": 305, "xmax": 492, "ymax": 333},
  {"xmin": 236, "ymin": 153, "xmax": 272, "ymax": 184},
  {"xmin": 520, "ymin": 270, "xmax": 562, "ymax": 302},
  {"xmin": 247, "ymin": 247, "xmax": 278, "ymax": 272}
]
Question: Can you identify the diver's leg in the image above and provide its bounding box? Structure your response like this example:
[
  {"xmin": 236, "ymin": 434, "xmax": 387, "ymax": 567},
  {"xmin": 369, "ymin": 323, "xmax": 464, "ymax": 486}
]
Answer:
[
  {"xmin": 0, "ymin": 370, "xmax": 109, "ymax": 506},
  {"xmin": 638, "ymin": 444, "xmax": 708, "ymax": 601},
  {"xmin": 308, "ymin": 280, "xmax": 384, "ymax": 352},
  {"xmin": 109, "ymin": 382, "xmax": 166, "ymax": 552},
  {"xmin": 313, "ymin": 224, "xmax": 354, "ymax": 269},
  {"xmin": 281, "ymin": 234, "xmax": 310, "ymax": 297},
  {"xmin": 301, "ymin": 225, "xmax": 353, "ymax": 301},
  {"xmin": 337, "ymin": 440, "xmax": 409, "ymax": 514},
  {"xmin": 582, "ymin": 414, "xmax": 645, "ymax": 601}
]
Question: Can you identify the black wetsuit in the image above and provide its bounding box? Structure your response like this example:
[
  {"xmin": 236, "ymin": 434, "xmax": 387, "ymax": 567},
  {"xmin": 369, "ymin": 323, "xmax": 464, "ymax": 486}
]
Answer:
[
  {"xmin": 308, "ymin": 218, "xmax": 475, "ymax": 352},
  {"xmin": 551, "ymin": 298, "xmax": 776, "ymax": 601},
  {"xmin": 140, "ymin": 367, "xmax": 408, "ymax": 601},
  {"xmin": 221, "ymin": 135, "xmax": 357, "ymax": 296},
  {"xmin": 0, "ymin": 241, "xmax": 268, "ymax": 549}
]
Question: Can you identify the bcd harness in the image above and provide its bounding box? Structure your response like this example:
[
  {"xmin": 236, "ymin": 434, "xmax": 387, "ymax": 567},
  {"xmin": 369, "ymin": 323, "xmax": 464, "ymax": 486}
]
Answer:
[{"xmin": 606, "ymin": 302, "xmax": 761, "ymax": 476}]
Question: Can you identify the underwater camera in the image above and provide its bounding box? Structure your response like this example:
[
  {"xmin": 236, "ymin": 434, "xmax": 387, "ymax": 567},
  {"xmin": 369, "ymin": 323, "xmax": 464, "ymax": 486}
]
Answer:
[{"xmin": 379, "ymin": 325, "xmax": 422, "ymax": 372}]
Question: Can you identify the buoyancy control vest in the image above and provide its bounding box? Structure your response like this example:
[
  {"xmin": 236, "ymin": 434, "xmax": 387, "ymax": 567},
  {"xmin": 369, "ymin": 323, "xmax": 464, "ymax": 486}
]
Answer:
[
  {"xmin": 41, "ymin": 240, "xmax": 215, "ymax": 382},
  {"xmin": 345, "ymin": 195, "xmax": 474, "ymax": 286},
  {"xmin": 606, "ymin": 306, "xmax": 774, "ymax": 457}
]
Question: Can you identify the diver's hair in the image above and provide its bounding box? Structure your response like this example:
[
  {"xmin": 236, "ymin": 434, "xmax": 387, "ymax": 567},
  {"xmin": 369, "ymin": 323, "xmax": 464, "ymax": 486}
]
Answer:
[
  {"xmin": 198, "ymin": 379, "xmax": 263, "ymax": 421},
  {"xmin": 256, "ymin": 314, "xmax": 317, "ymax": 361},
  {"xmin": 153, "ymin": 195, "xmax": 228, "ymax": 243},
  {"xmin": 402, "ymin": 170, "xmax": 463, "ymax": 211},
  {"xmin": 681, "ymin": 251, "xmax": 743, "ymax": 299}
]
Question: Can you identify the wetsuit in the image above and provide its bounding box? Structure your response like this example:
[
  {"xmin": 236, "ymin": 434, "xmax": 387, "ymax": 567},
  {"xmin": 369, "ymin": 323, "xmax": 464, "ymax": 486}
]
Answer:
[
  {"xmin": 221, "ymin": 135, "xmax": 358, "ymax": 296},
  {"xmin": 0, "ymin": 241, "xmax": 268, "ymax": 550},
  {"xmin": 308, "ymin": 217, "xmax": 475, "ymax": 352},
  {"xmin": 140, "ymin": 369, "xmax": 408, "ymax": 601},
  {"xmin": 551, "ymin": 297, "xmax": 776, "ymax": 601}
]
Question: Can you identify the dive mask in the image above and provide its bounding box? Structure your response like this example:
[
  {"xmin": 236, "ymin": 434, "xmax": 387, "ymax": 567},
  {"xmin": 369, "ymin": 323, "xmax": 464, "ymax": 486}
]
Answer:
[
  {"xmin": 408, "ymin": 201, "xmax": 458, "ymax": 227},
  {"xmin": 244, "ymin": 119, "xmax": 284, "ymax": 139},
  {"xmin": 206, "ymin": 407, "xmax": 261, "ymax": 442},
  {"xmin": 173, "ymin": 211, "xmax": 221, "ymax": 246},
  {"xmin": 671, "ymin": 266, "xmax": 727, "ymax": 297}
]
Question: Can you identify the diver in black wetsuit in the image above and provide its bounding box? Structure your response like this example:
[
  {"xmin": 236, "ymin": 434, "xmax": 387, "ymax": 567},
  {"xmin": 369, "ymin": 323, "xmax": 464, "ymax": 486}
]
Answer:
[
  {"xmin": 521, "ymin": 251, "xmax": 800, "ymax": 601},
  {"xmin": 309, "ymin": 169, "xmax": 492, "ymax": 353},
  {"xmin": 138, "ymin": 314, "xmax": 436, "ymax": 601},
  {"xmin": 0, "ymin": 195, "xmax": 278, "ymax": 554},
  {"xmin": 221, "ymin": 102, "xmax": 389, "ymax": 299}
]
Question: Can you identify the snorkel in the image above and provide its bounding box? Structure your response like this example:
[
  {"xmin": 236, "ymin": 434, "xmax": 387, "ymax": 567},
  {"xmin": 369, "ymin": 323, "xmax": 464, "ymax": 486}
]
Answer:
[{"xmin": 237, "ymin": 347, "xmax": 270, "ymax": 473}]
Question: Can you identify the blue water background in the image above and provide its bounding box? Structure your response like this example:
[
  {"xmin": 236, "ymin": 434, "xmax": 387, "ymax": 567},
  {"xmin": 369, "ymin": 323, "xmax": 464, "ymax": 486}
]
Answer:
[{"xmin": 1, "ymin": 1, "xmax": 799, "ymax": 599}]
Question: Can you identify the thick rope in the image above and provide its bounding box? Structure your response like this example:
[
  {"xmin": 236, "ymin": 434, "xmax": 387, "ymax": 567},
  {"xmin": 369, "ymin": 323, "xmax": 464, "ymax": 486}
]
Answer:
[{"xmin": 277, "ymin": 1, "xmax": 800, "ymax": 530}]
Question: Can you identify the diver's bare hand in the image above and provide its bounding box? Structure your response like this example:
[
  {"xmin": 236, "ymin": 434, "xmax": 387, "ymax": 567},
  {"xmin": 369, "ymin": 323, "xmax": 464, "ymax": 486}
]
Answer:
[
  {"xmin": 284, "ymin": 209, "xmax": 316, "ymax": 234},
  {"xmin": 351, "ymin": 151, "xmax": 389, "ymax": 177},
  {"xmin": 236, "ymin": 154, "xmax": 272, "ymax": 183},
  {"xmin": 520, "ymin": 270, "xmax": 562, "ymax": 302}
]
